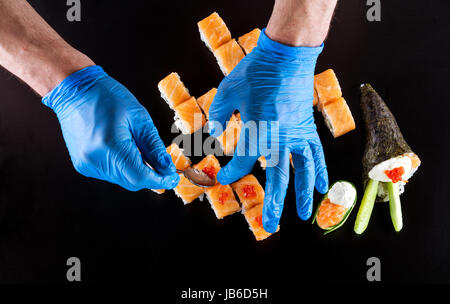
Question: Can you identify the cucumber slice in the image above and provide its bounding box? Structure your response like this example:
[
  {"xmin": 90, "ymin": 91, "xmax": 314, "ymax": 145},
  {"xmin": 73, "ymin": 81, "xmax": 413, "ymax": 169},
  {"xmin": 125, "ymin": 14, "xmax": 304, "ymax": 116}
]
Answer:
[
  {"xmin": 312, "ymin": 180, "xmax": 358, "ymax": 235},
  {"xmin": 354, "ymin": 179, "xmax": 379, "ymax": 234},
  {"xmin": 387, "ymin": 181, "xmax": 403, "ymax": 232}
]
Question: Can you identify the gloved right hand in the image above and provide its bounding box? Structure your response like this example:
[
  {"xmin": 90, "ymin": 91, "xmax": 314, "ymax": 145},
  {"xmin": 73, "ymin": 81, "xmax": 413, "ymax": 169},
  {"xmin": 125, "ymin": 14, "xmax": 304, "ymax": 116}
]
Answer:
[{"xmin": 42, "ymin": 65, "xmax": 180, "ymax": 191}]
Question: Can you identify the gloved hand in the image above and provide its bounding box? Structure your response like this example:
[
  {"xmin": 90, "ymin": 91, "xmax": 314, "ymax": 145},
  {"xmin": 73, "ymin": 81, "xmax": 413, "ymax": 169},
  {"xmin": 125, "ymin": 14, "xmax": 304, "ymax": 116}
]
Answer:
[
  {"xmin": 42, "ymin": 65, "xmax": 180, "ymax": 191},
  {"xmin": 209, "ymin": 29, "xmax": 328, "ymax": 233}
]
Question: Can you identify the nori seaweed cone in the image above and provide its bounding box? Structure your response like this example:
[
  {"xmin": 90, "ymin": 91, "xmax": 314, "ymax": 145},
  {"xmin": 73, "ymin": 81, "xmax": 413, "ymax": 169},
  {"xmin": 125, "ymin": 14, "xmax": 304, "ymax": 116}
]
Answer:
[{"xmin": 360, "ymin": 84, "xmax": 413, "ymax": 187}]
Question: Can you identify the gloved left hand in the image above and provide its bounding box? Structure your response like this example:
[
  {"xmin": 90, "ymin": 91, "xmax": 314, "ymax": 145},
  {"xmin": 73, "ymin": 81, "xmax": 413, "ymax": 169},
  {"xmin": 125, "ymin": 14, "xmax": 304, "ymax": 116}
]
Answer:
[
  {"xmin": 42, "ymin": 65, "xmax": 180, "ymax": 191},
  {"xmin": 209, "ymin": 30, "xmax": 329, "ymax": 233}
]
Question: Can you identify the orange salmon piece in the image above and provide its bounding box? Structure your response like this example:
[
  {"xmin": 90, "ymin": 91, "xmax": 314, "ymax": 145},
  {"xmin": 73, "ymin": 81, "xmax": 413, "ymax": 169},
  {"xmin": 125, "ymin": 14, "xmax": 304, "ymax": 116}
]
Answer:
[
  {"xmin": 244, "ymin": 204, "xmax": 279, "ymax": 241},
  {"xmin": 205, "ymin": 183, "xmax": 241, "ymax": 219},
  {"xmin": 173, "ymin": 97, "xmax": 206, "ymax": 134},
  {"xmin": 166, "ymin": 143, "xmax": 191, "ymax": 170},
  {"xmin": 158, "ymin": 72, "xmax": 191, "ymax": 109},
  {"xmin": 321, "ymin": 97, "xmax": 356, "ymax": 138},
  {"xmin": 231, "ymin": 174, "xmax": 264, "ymax": 211},
  {"xmin": 198, "ymin": 12, "xmax": 232, "ymax": 51},
  {"xmin": 197, "ymin": 88, "xmax": 217, "ymax": 119},
  {"xmin": 313, "ymin": 87, "xmax": 319, "ymax": 106},
  {"xmin": 174, "ymin": 174, "xmax": 205, "ymax": 204},
  {"xmin": 314, "ymin": 69, "xmax": 342, "ymax": 110},
  {"xmin": 316, "ymin": 198, "xmax": 347, "ymax": 229},
  {"xmin": 214, "ymin": 39, "xmax": 245, "ymax": 76},
  {"xmin": 238, "ymin": 28, "xmax": 261, "ymax": 54},
  {"xmin": 217, "ymin": 114, "xmax": 242, "ymax": 155}
]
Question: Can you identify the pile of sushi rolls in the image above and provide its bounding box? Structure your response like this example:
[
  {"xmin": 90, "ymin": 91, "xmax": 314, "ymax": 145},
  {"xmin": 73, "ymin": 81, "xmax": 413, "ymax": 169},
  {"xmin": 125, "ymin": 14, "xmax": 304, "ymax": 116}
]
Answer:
[
  {"xmin": 313, "ymin": 181, "xmax": 357, "ymax": 235},
  {"xmin": 354, "ymin": 84, "xmax": 421, "ymax": 234}
]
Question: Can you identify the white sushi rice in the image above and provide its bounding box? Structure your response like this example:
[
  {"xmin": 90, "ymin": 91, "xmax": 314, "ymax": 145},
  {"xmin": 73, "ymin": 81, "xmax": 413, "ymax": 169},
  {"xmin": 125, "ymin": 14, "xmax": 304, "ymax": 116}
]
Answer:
[{"xmin": 369, "ymin": 155, "xmax": 413, "ymax": 183}]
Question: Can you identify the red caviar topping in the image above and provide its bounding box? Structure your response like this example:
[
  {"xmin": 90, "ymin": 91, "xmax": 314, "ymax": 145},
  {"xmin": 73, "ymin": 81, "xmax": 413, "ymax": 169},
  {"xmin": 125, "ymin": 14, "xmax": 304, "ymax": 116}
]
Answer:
[
  {"xmin": 385, "ymin": 167, "xmax": 405, "ymax": 183},
  {"xmin": 242, "ymin": 185, "xmax": 256, "ymax": 198},
  {"xmin": 255, "ymin": 215, "xmax": 263, "ymax": 228},
  {"xmin": 202, "ymin": 166, "xmax": 216, "ymax": 179},
  {"xmin": 219, "ymin": 192, "xmax": 228, "ymax": 205}
]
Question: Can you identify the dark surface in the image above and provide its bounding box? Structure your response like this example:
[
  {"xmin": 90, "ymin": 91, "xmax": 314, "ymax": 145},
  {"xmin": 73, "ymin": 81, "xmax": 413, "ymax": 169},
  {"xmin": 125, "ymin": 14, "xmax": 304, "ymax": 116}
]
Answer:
[{"xmin": 0, "ymin": 0, "xmax": 449, "ymax": 285}]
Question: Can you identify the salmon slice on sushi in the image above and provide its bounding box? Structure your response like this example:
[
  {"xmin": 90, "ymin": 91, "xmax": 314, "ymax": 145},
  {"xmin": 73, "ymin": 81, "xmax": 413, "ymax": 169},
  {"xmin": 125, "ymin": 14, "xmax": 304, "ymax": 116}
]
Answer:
[
  {"xmin": 213, "ymin": 39, "xmax": 245, "ymax": 76},
  {"xmin": 158, "ymin": 72, "xmax": 191, "ymax": 109},
  {"xmin": 231, "ymin": 174, "xmax": 264, "ymax": 211},
  {"xmin": 312, "ymin": 181, "xmax": 357, "ymax": 235},
  {"xmin": 244, "ymin": 204, "xmax": 279, "ymax": 241},
  {"xmin": 174, "ymin": 175, "xmax": 205, "ymax": 205},
  {"xmin": 197, "ymin": 88, "xmax": 217, "ymax": 119},
  {"xmin": 205, "ymin": 184, "xmax": 241, "ymax": 219},
  {"xmin": 216, "ymin": 113, "xmax": 242, "ymax": 155},
  {"xmin": 198, "ymin": 12, "xmax": 232, "ymax": 51},
  {"xmin": 173, "ymin": 97, "xmax": 206, "ymax": 134},
  {"xmin": 321, "ymin": 97, "xmax": 356, "ymax": 138},
  {"xmin": 354, "ymin": 84, "xmax": 421, "ymax": 234},
  {"xmin": 152, "ymin": 143, "xmax": 191, "ymax": 194},
  {"xmin": 314, "ymin": 69, "xmax": 342, "ymax": 110},
  {"xmin": 238, "ymin": 28, "xmax": 261, "ymax": 54}
]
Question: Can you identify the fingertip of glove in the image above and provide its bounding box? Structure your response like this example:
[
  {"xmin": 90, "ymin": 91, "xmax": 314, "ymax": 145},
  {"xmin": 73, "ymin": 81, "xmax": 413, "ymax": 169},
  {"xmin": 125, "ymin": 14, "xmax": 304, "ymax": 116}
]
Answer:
[
  {"xmin": 216, "ymin": 169, "xmax": 234, "ymax": 185},
  {"xmin": 297, "ymin": 196, "xmax": 313, "ymax": 221},
  {"xmin": 161, "ymin": 173, "xmax": 180, "ymax": 189},
  {"xmin": 262, "ymin": 219, "xmax": 278, "ymax": 234}
]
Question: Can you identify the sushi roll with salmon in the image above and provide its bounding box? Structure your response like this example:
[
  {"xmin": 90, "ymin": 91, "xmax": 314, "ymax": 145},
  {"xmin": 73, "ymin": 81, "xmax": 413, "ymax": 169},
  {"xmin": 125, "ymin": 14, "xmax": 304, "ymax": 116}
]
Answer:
[
  {"xmin": 213, "ymin": 39, "xmax": 245, "ymax": 76},
  {"xmin": 216, "ymin": 113, "xmax": 242, "ymax": 155},
  {"xmin": 244, "ymin": 204, "xmax": 279, "ymax": 241},
  {"xmin": 231, "ymin": 174, "xmax": 264, "ymax": 211},
  {"xmin": 238, "ymin": 28, "xmax": 261, "ymax": 54},
  {"xmin": 173, "ymin": 97, "xmax": 206, "ymax": 134},
  {"xmin": 314, "ymin": 69, "xmax": 342, "ymax": 111},
  {"xmin": 312, "ymin": 181, "xmax": 357, "ymax": 235},
  {"xmin": 198, "ymin": 12, "xmax": 232, "ymax": 51},
  {"xmin": 158, "ymin": 72, "xmax": 191, "ymax": 109},
  {"xmin": 321, "ymin": 97, "xmax": 356, "ymax": 138},
  {"xmin": 354, "ymin": 84, "xmax": 421, "ymax": 234},
  {"xmin": 197, "ymin": 88, "xmax": 217, "ymax": 119},
  {"xmin": 194, "ymin": 155, "xmax": 240, "ymax": 219}
]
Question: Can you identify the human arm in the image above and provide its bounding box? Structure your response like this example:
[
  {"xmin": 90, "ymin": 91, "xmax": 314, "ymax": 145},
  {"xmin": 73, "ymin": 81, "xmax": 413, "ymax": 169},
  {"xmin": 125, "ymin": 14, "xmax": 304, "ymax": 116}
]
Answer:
[
  {"xmin": 209, "ymin": 0, "xmax": 338, "ymax": 232},
  {"xmin": 0, "ymin": 0, "xmax": 179, "ymax": 190}
]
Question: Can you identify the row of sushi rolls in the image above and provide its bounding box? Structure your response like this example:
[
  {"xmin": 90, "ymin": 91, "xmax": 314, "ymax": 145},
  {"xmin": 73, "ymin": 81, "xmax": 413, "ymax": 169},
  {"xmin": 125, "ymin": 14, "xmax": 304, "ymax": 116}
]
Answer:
[{"xmin": 153, "ymin": 12, "xmax": 421, "ymax": 241}]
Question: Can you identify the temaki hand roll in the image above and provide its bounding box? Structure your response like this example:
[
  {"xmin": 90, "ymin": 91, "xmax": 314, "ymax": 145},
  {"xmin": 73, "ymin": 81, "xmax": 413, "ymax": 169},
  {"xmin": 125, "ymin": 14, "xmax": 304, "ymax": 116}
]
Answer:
[{"xmin": 354, "ymin": 84, "xmax": 421, "ymax": 234}]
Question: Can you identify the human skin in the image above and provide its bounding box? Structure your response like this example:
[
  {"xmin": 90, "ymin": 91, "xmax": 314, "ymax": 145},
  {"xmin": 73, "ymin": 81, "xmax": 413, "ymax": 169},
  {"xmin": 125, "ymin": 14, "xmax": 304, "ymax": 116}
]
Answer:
[
  {"xmin": 0, "ymin": 0, "xmax": 93, "ymax": 96},
  {"xmin": 266, "ymin": 0, "xmax": 338, "ymax": 47}
]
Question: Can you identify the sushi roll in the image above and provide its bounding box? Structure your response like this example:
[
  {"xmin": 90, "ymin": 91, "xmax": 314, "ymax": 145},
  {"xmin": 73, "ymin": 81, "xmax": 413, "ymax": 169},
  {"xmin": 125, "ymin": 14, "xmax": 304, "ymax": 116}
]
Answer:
[
  {"xmin": 231, "ymin": 174, "xmax": 264, "ymax": 211},
  {"xmin": 238, "ymin": 28, "xmax": 261, "ymax": 54},
  {"xmin": 312, "ymin": 181, "xmax": 357, "ymax": 235},
  {"xmin": 197, "ymin": 88, "xmax": 217, "ymax": 119},
  {"xmin": 216, "ymin": 113, "xmax": 242, "ymax": 155},
  {"xmin": 213, "ymin": 39, "xmax": 245, "ymax": 76},
  {"xmin": 173, "ymin": 97, "xmax": 206, "ymax": 134},
  {"xmin": 314, "ymin": 69, "xmax": 342, "ymax": 110},
  {"xmin": 198, "ymin": 12, "xmax": 232, "ymax": 51},
  {"xmin": 243, "ymin": 204, "xmax": 279, "ymax": 241},
  {"xmin": 354, "ymin": 84, "xmax": 421, "ymax": 234},
  {"xmin": 360, "ymin": 84, "xmax": 421, "ymax": 201},
  {"xmin": 174, "ymin": 175, "xmax": 205, "ymax": 205},
  {"xmin": 321, "ymin": 97, "xmax": 356, "ymax": 138},
  {"xmin": 205, "ymin": 184, "xmax": 241, "ymax": 219},
  {"xmin": 158, "ymin": 72, "xmax": 191, "ymax": 109},
  {"xmin": 151, "ymin": 143, "xmax": 191, "ymax": 195}
]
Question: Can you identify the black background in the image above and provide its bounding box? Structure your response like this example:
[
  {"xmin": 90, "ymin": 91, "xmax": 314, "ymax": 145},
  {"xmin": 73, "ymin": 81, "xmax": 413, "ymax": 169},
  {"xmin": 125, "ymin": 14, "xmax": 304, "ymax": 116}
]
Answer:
[{"xmin": 0, "ymin": 0, "xmax": 449, "ymax": 286}]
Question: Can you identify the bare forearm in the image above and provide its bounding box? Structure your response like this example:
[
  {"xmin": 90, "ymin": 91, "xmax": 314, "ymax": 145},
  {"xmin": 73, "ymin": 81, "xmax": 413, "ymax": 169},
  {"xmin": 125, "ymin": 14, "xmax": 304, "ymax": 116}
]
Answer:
[
  {"xmin": 266, "ymin": 0, "xmax": 338, "ymax": 47},
  {"xmin": 0, "ymin": 0, "xmax": 94, "ymax": 96}
]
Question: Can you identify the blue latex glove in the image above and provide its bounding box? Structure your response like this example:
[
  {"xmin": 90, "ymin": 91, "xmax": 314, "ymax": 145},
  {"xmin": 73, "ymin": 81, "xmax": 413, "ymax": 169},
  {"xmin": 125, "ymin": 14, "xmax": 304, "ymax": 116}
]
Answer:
[
  {"xmin": 42, "ymin": 66, "xmax": 180, "ymax": 191},
  {"xmin": 209, "ymin": 30, "xmax": 328, "ymax": 233}
]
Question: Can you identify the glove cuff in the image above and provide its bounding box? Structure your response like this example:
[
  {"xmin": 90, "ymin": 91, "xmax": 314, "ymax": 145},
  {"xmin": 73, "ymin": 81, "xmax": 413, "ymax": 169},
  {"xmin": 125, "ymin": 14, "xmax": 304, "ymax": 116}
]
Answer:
[
  {"xmin": 257, "ymin": 28, "xmax": 324, "ymax": 62},
  {"xmin": 42, "ymin": 65, "xmax": 107, "ymax": 112}
]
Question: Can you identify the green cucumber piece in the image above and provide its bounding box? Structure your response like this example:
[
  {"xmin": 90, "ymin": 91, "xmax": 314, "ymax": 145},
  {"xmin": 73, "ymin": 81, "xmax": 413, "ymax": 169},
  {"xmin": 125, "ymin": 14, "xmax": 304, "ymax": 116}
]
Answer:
[
  {"xmin": 354, "ymin": 179, "xmax": 379, "ymax": 234},
  {"xmin": 387, "ymin": 181, "xmax": 403, "ymax": 232},
  {"xmin": 312, "ymin": 180, "xmax": 358, "ymax": 235}
]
